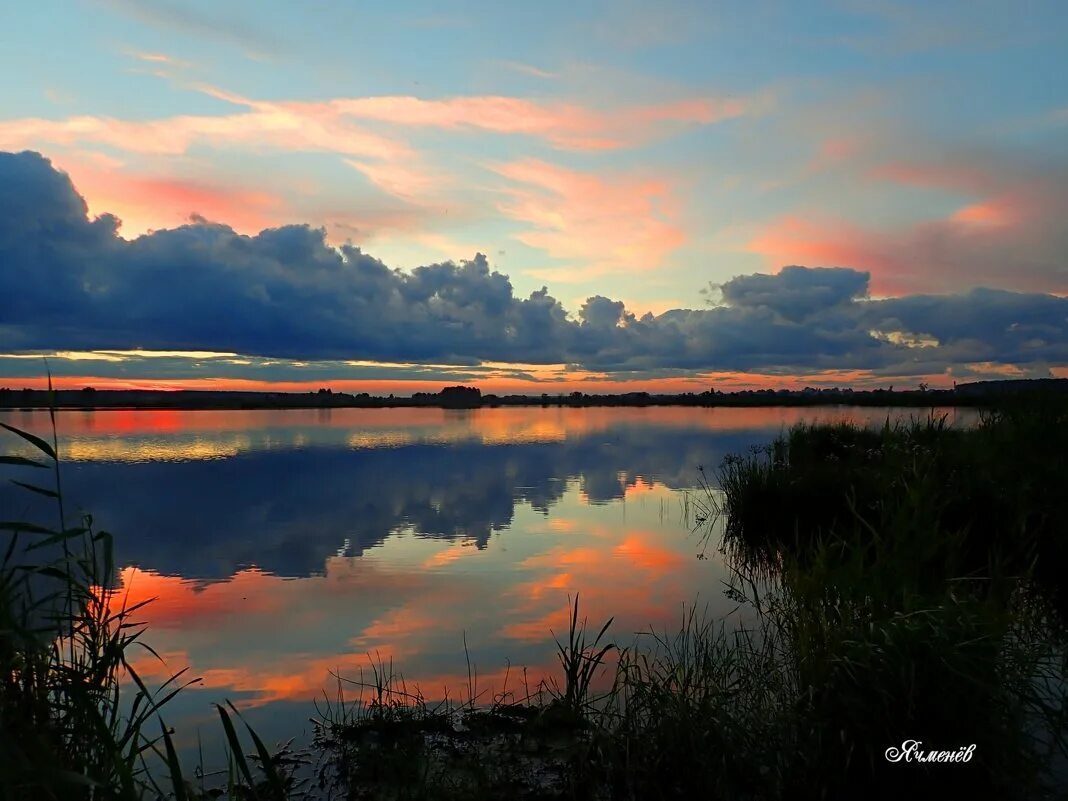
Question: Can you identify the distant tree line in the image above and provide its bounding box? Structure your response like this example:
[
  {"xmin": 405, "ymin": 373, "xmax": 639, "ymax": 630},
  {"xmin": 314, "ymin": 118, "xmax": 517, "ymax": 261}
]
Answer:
[{"xmin": 0, "ymin": 378, "xmax": 1064, "ymax": 411}]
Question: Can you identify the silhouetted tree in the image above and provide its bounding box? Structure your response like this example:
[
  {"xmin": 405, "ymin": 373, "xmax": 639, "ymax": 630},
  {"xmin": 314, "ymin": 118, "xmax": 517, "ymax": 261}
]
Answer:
[{"xmin": 439, "ymin": 386, "xmax": 482, "ymax": 409}]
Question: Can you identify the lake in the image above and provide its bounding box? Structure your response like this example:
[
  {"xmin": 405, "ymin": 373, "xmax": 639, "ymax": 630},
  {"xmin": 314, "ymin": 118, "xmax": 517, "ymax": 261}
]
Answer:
[{"xmin": 0, "ymin": 405, "xmax": 978, "ymax": 762}]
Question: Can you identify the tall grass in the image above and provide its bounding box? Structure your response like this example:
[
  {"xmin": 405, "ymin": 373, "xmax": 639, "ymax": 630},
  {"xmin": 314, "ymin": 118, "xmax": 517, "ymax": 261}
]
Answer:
[
  {"xmin": 0, "ymin": 415, "xmax": 191, "ymax": 798},
  {"xmin": 311, "ymin": 598, "xmax": 618, "ymax": 800},
  {"xmin": 311, "ymin": 571, "xmax": 1066, "ymax": 799},
  {"xmin": 715, "ymin": 405, "xmax": 1068, "ymax": 608},
  {"xmin": 697, "ymin": 402, "xmax": 1068, "ymax": 797},
  {"xmin": 0, "ymin": 409, "xmax": 299, "ymax": 800}
]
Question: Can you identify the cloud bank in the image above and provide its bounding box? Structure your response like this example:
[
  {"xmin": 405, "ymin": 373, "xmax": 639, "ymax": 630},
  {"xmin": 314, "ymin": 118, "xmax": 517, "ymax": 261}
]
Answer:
[{"xmin": 1, "ymin": 151, "xmax": 1065, "ymax": 381}]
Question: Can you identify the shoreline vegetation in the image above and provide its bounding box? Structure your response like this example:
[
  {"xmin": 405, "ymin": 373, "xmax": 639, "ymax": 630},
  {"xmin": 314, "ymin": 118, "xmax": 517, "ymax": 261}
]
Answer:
[
  {"xmin": 1, "ymin": 377, "xmax": 1066, "ymax": 412},
  {"xmin": 2, "ymin": 389, "xmax": 1067, "ymax": 799}
]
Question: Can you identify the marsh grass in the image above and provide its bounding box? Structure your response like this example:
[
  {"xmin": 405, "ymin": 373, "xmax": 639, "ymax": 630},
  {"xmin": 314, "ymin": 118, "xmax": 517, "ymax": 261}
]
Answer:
[
  {"xmin": 715, "ymin": 404, "xmax": 1068, "ymax": 606},
  {"xmin": 764, "ymin": 547, "xmax": 1066, "ymax": 798},
  {"xmin": 310, "ymin": 601, "xmax": 620, "ymax": 801},
  {"xmin": 697, "ymin": 401, "xmax": 1068, "ymax": 797},
  {"xmin": 0, "ymin": 400, "xmax": 298, "ymax": 800},
  {"xmin": 311, "ymin": 573, "xmax": 1066, "ymax": 799},
  {"xmin": 0, "ymin": 414, "xmax": 193, "ymax": 799}
]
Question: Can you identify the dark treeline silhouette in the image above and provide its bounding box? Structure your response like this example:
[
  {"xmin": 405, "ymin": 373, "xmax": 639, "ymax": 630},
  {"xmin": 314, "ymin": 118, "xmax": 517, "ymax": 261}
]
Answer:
[{"xmin": 1, "ymin": 378, "xmax": 1065, "ymax": 411}]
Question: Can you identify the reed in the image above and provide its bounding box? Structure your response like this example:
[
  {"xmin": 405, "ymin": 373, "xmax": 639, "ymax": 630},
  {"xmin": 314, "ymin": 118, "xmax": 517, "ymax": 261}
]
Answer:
[
  {"xmin": 0, "ymin": 399, "xmax": 297, "ymax": 800},
  {"xmin": 714, "ymin": 403, "xmax": 1068, "ymax": 611}
]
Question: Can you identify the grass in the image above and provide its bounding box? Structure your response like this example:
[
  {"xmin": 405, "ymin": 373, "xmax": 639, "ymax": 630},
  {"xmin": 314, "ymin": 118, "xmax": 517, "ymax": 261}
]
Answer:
[
  {"xmin": 0, "ymin": 392, "xmax": 301, "ymax": 800},
  {"xmin": 696, "ymin": 399, "xmax": 1068, "ymax": 797},
  {"xmin": 714, "ymin": 403, "xmax": 1068, "ymax": 608},
  {"xmin": 0, "ymin": 417, "xmax": 189, "ymax": 798},
  {"xmin": 311, "ymin": 578, "xmax": 1066, "ymax": 799},
  {"xmin": 310, "ymin": 601, "xmax": 617, "ymax": 800},
  {"xmin": 4, "ymin": 394, "xmax": 1067, "ymax": 799}
]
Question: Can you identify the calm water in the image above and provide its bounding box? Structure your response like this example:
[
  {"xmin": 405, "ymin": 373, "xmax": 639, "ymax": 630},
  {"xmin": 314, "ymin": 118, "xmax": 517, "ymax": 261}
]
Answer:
[{"xmin": 0, "ymin": 405, "xmax": 977, "ymax": 757}]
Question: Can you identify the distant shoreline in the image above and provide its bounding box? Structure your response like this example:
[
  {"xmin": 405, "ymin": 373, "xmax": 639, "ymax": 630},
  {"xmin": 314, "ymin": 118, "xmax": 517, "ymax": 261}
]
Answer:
[{"xmin": 1, "ymin": 378, "xmax": 1064, "ymax": 412}]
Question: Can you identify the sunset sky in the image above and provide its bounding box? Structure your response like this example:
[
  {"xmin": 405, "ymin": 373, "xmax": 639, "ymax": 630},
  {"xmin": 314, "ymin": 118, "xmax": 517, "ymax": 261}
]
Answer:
[{"xmin": 1, "ymin": 0, "xmax": 1066, "ymax": 392}]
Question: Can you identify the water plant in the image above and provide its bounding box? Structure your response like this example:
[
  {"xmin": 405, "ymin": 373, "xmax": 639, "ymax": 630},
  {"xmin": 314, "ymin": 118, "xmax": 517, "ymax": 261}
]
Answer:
[{"xmin": 0, "ymin": 399, "xmax": 298, "ymax": 800}]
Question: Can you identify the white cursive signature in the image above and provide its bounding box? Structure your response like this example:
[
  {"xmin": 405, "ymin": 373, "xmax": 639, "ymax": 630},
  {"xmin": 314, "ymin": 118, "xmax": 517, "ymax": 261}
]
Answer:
[{"xmin": 885, "ymin": 740, "xmax": 976, "ymax": 763}]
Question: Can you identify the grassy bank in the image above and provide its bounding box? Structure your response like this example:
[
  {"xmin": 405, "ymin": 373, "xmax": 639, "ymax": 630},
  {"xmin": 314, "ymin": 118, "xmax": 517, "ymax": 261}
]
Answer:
[
  {"xmin": 0, "ymin": 415, "xmax": 305, "ymax": 800},
  {"xmin": 310, "ymin": 563, "xmax": 1065, "ymax": 800},
  {"xmin": 3, "ymin": 401, "xmax": 1067, "ymax": 799},
  {"xmin": 716, "ymin": 401, "xmax": 1068, "ymax": 611}
]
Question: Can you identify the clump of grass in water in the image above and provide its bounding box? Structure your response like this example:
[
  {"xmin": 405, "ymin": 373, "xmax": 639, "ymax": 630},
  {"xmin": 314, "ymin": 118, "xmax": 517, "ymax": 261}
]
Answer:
[
  {"xmin": 689, "ymin": 402, "xmax": 1068, "ymax": 798},
  {"xmin": 765, "ymin": 535, "xmax": 1067, "ymax": 799},
  {"xmin": 0, "ymin": 396, "xmax": 302, "ymax": 800},
  {"xmin": 590, "ymin": 603, "xmax": 790, "ymax": 799},
  {"xmin": 546, "ymin": 593, "xmax": 614, "ymax": 720},
  {"xmin": 315, "ymin": 579, "xmax": 1067, "ymax": 799},
  {"xmin": 312, "ymin": 597, "xmax": 617, "ymax": 800},
  {"xmin": 714, "ymin": 404, "xmax": 1068, "ymax": 610},
  {"xmin": 580, "ymin": 543, "xmax": 1067, "ymax": 800},
  {"xmin": 312, "ymin": 654, "xmax": 457, "ymax": 797}
]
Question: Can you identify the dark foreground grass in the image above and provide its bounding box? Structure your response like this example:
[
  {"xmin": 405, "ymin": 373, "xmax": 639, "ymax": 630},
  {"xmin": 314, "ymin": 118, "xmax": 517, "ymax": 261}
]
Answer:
[
  {"xmin": 310, "ymin": 570, "xmax": 1066, "ymax": 800},
  {"xmin": 716, "ymin": 402, "xmax": 1068, "ymax": 602},
  {"xmin": 3, "ymin": 399, "xmax": 1067, "ymax": 799},
  {"xmin": 0, "ymin": 408, "xmax": 302, "ymax": 800}
]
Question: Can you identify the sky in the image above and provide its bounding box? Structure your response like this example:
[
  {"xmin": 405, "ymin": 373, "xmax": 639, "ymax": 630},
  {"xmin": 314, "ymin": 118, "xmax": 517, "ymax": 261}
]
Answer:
[{"xmin": 0, "ymin": 0, "xmax": 1066, "ymax": 393}]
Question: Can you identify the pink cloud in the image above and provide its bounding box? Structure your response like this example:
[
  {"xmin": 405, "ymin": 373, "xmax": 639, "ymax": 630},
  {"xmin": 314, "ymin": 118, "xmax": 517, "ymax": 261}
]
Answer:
[
  {"xmin": 344, "ymin": 157, "xmax": 450, "ymax": 204},
  {"xmin": 750, "ymin": 150, "xmax": 1068, "ymax": 296},
  {"xmin": 55, "ymin": 159, "xmax": 286, "ymax": 237},
  {"xmin": 125, "ymin": 50, "xmax": 192, "ymax": 69},
  {"xmin": 867, "ymin": 160, "xmax": 995, "ymax": 194},
  {"xmin": 492, "ymin": 159, "xmax": 685, "ymax": 276},
  {"xmin": 0, "ymin": 84, "xmax": 746, "ymax": 244},
  {"xmin": 0, "ymin": 83, "xmax": 746, "ymax": 161},
  {"xmin": 748, "ymin": 195, "xmax": 1065, "ymax": 297},
  {"xmin": 0, "ymin": 106, "xmax": 411, "ymax": 162},
  {"xmin": 803, "ymin": 134, "xmax": 870, "ymax": 176},
  {"xmin": 33, "ymin": 147, "xmax": 463, "ymax": 246},
  {"xmin": 949, "ymin": 200, "xmax": 1017, "ymax": 228},
  {"xmin": 326, "ymin": 94, "xmax": 748, "ymax": 151},
  {"xmin": 497, "ymin": 61, "xmax": 560, "ymax": 79}
]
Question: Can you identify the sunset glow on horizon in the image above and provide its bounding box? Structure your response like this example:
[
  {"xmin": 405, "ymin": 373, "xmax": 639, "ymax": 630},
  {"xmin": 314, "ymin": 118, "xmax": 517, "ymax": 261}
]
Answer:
[{"xmin": 1, "ymin": 368, "xmax": 950, "ymax": 395}]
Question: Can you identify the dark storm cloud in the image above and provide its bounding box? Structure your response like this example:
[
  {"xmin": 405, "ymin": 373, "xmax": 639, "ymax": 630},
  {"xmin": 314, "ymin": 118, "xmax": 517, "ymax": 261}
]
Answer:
[
  {"xmin": 716, "ymin": 266, "xmax": 870, "ymax": 321},
  {"xmin": 0, "ymin": 152, "xmax": 572, "ymax": 363},
  {"xmin": 1, "ymin": 150, "xmax": 1065, "ymax": 378},
  {"xmin": 860, "ymin": 289, "xmax": 1068, "ymax": 365}
]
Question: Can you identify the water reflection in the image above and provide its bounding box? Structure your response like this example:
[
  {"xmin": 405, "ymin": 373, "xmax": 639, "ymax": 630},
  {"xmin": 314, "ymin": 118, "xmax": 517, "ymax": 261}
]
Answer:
[
  {"xmin": 0, "ymin": 406, "xmax": 975, "ymax": 462},
  {"xmin": 0, "ymin": 406, "xmax": 978, "ymax": 752}
]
